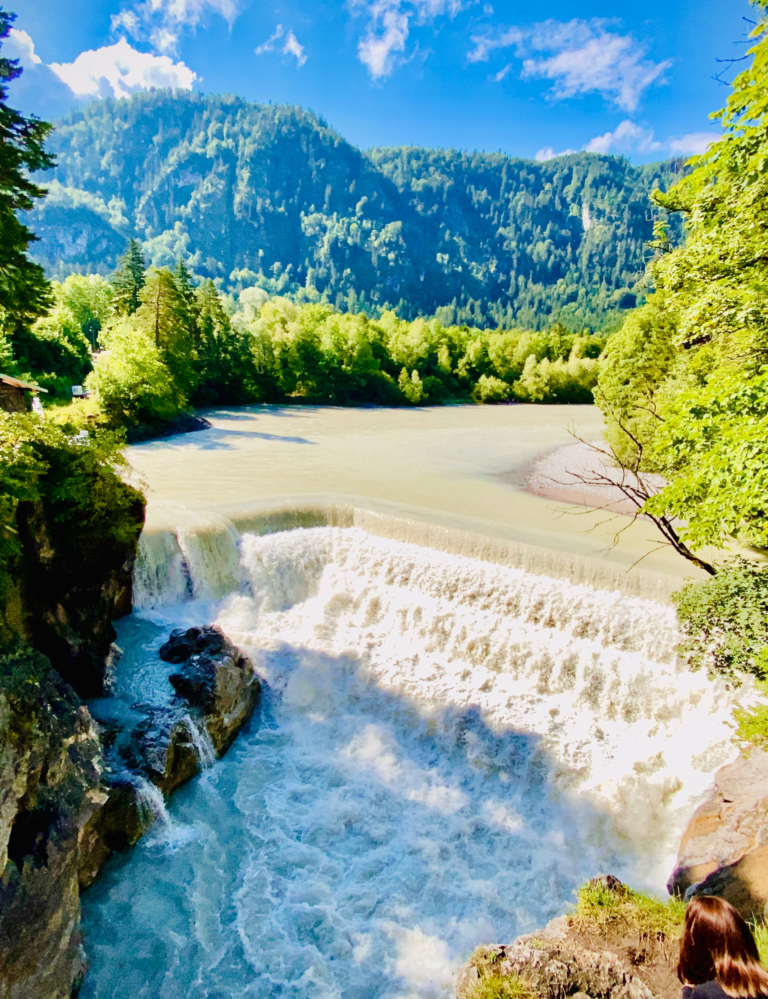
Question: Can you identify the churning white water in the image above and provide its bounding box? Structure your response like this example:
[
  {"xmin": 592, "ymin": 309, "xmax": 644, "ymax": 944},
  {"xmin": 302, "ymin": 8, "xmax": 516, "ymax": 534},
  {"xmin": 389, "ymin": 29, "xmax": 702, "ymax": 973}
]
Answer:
[{"xmin": 80, "ymin": 526, "xmax": 738, "ymax": 999}]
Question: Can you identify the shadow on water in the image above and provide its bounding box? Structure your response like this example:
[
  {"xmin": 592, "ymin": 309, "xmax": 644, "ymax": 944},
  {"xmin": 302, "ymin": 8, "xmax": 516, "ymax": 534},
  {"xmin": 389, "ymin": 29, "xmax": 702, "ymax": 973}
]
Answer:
[{"xmin": 79, "ymin": 633, "xmax": 643, "ymax": 999}]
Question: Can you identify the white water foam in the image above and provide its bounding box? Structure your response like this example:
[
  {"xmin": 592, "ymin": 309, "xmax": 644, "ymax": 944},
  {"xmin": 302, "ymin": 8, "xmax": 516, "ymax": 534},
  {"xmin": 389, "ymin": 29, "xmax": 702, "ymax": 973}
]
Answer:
[
  {"xmin": 185, "ymin": 713, "xmax": 217, "ymax": 769},
  {"xmin": 81, "ymin": 526, "xmax": 739, "ymax": 999}
]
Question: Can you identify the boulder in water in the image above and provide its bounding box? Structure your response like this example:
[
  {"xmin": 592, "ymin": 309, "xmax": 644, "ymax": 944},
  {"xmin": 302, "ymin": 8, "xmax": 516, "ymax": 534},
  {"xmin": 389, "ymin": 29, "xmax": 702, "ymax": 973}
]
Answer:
[
  {"xmin": 165, "ymin": 625, "xmax": 261, "ymax": 755},
  {"xmin": 668, "ymin": 747, "xmax": 768, "ymax": 919},
  {"xmin": 121, "ymin": 707, "xmax": 201, "ymax": 795}
]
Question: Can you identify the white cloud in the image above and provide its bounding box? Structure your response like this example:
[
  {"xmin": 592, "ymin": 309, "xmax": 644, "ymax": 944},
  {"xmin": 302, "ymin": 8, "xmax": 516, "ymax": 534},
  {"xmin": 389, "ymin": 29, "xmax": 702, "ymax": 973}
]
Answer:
[
  {"xmin": 50, "ymin": 38, "xmax": 196, "ymax": 99},
  {"xmin": 5, "ymin": 28, "xmax": 42, "ymax": 69},
  {"xmin": 467, "ymin": 27, "xmax": 522, "ymax": 63},
  {"xmin": 668, "ymin": 132, "xmax": 719, "ymax": 155},
  {"xmin": 255, "ymin": 25, "xmax": 306, "ymax": 67},
  {"xmin": 493, "ymin": 63, "xmax": 512, "ymax": 82},
  {"xmin": 579, "ymin": 122, "xmax": 720, "ymax": 158},
  {"xmin": 355, "ymin": 0, "xmax": 463, "ymax": 79},
  {"xmin": 585, "ymin": 119, "xmax": 661, "ymax": 154},
  {"xmin": 110, "ymin": 10, "xmax": 143, "ymax": 37},
  {"xmin": 256, "ymin": 25, "xmax": 284, "ymax": 56},
  {"xmin": 109, "ymin": 0, "xmax": 242, "ymax": 55},
  {"xmin": 150, "ymin": 27, "xmax": 179, "ymax": 53},
  {"xmin": 283, "ymin": 31, "xmax": 307, "ymax": 67},
  {"xmin": 535, "ymin": 146, "xmax": 576, "ymax": 160},
  {"xmin": 468, "ymin": 19, "xmax": 670, "ymax": 112}
]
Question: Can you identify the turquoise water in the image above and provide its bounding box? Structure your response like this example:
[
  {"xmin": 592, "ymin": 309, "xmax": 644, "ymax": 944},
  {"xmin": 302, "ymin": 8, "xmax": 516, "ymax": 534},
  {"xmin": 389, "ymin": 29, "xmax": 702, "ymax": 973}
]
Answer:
[{"xmin": 79, "ymin": 527, "xmax": 735, "ymax": 999}]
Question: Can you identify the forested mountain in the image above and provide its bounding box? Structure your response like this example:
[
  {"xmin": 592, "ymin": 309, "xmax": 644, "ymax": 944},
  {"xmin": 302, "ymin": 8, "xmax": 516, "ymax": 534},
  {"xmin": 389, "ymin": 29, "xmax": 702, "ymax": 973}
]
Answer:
[{"xmin": 29, "ymin": 89, "xmax": 683, "ymax": 330}]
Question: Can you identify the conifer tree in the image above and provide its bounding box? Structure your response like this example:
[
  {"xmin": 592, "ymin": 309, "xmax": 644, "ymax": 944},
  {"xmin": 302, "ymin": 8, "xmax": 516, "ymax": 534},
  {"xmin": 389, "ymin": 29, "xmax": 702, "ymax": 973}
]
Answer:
[
  {"xmin": 135, "ymin": 266, "xmax": 196, "ymax": 395},
  {"xmin": 0, "ymin": 9, "xmax": 54, "ymax": 322},
  {"xmin": 111, "ymin": 239, "xmax": 146, "ymax": 316}
]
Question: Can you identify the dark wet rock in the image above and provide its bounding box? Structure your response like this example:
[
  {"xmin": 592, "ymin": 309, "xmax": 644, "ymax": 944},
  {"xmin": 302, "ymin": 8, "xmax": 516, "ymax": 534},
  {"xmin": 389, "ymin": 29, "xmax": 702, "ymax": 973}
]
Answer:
[
  {"xmin": 121, "ymin": 707, "xmax": 201, "ymax": 796},
  {"xmin": 0, "ymin": 654, "xmax": 105, "ymax": 999},
  {"xmin": 668, "ymin": 747, "xmax": 768, "ymax": 919},
  {"xmin": 159, "ymin": 625, "xmax": 227, "ymax": 664},
  {"xmin": 164, "ymin": 626, "xmax": 261, "ymax": 755},
  {"xmin": 78, "ymin": 777, "xmax": 154, "ymax": 889}
]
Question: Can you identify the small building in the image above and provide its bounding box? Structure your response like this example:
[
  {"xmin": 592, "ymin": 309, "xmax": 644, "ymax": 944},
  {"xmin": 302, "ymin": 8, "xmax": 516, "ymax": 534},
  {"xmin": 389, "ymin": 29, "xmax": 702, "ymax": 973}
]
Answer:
[{"xmin": 0, "ymin": 373, "xmax": 48, "ymax": 413}]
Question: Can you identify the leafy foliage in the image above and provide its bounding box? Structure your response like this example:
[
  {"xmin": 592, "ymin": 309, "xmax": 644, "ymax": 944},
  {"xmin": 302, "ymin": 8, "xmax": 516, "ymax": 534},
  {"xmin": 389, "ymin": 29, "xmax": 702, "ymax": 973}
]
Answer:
[
  {"xmin": 673, "ymin": 560, "xmax": 768, "ymax": 681},
  {"xmin": 0, "ymin": 411, "xmax": 139, "ymax": 645},
  {"xmin": 596, "ymin": 0, "xmax": 768, "ymax": 555},
  {"xmin": 29, "ymin": 90, "xmax": 683, "ymax": 330},
  {"xmin": 86, "ymin": 318, "xmax": 186, "ymax": 427}
]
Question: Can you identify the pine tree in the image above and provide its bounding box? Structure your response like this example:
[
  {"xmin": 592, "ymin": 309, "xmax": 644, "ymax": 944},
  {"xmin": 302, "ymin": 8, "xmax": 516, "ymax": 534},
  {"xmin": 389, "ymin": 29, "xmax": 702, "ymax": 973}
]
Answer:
[
  {"xmin": 0, "ymin": 9, "xmax": 54, "ymax": 322},
  {"xmin": 111, "ymin": 239, "xmax": 146, "ymax": 316},
  {"xmin": 135, "ymin": 267, "xmax": 196, "ymax": 395}
]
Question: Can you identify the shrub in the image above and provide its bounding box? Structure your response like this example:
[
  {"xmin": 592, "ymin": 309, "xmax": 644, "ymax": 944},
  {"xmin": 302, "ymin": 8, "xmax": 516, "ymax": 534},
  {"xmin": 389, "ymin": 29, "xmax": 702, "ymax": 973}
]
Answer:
[
  {"xmin": 473, "ymin": 374, "xmax": 512, "ymax": 403},
  {"xmin": 672, "ymin": 560, "xmax": 768, "ymax": 682},
  {"xmin": 86, "ymin": 318, "xmax": 187, "ymax": 427}
]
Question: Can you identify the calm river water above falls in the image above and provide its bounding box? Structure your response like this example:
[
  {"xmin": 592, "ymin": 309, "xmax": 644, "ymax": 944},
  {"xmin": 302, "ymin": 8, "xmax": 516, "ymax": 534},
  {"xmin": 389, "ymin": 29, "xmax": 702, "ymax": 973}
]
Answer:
[{"xmin": 79, "ymin": 406, "xmax": 734, "ymax": 999}]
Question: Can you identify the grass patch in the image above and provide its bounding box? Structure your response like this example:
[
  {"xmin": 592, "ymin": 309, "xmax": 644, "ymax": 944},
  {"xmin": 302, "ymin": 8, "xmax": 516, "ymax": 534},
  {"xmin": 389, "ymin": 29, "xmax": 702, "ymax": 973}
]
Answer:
[
  {"xmin": 751, "ymin": 919, "xmax": 768, "ymax": 966},
  {"xmin": 571, "ymin": 877, "xmax": 685, "ymax": 953},
  {"xmin": 465, "ymin": 947, "xmax": 539, "ymax": 999}
]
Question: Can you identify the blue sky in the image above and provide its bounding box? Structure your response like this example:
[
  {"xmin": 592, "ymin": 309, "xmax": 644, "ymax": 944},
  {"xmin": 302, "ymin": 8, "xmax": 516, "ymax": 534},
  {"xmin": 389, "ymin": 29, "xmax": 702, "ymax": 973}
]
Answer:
[{"xmin": 7, "ymin": 0, "xmax": 753, "ymax": 162}]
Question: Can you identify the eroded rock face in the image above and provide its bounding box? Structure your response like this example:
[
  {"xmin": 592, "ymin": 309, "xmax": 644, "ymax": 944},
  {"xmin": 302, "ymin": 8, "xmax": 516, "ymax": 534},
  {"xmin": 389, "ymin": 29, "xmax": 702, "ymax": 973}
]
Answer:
[
  {"xmin": 668, "ymin": 747, "xmax": 768, "ymax": 919},
  {"xmin": 0, "ymin": 656, "xmax": 105, "ymax": 999},
  {"xmin": 162, "ymin": 626, "xmax": 262, "ymax": 755},
  {"xmin": 456, "ymin": 928, "xmax": 654, "ymax": 999}
]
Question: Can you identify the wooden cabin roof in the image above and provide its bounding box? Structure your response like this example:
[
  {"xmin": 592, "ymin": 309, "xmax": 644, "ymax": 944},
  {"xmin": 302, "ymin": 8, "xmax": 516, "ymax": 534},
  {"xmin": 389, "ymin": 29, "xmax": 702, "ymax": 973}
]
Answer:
[{"xmin": 0, "ymin": 373, "xmax": 48, "ymax": 393}]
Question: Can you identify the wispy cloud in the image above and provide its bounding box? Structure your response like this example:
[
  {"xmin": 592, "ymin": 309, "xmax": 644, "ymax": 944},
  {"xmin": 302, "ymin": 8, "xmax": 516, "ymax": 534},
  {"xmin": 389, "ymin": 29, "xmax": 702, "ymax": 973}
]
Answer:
[
  {"xmin": 282, "ymin": 31, "xmax": 307, "ymax": 67},
  {"xmin": 668, "ymin": 132, "xmax": 719, "ymax": 156},
  {"xmin": 534, "ymin": 123, "xmax": 721, "ymax": 160},
  {"xmin": 535, "ymin": 146, "xmax": 576, "ymax": 161},
  {"xmin": 255, "ymin": 25, "xmax": 306, "ymax": 67},
  {"xmin": 256, "ymin": 24, "xmax": 284, "ymax": 55},
  {"xmin": 110, "ymin": 0, "xmax": 243, "ymax": 55},
  {"xmin": 585, "ymin": 119, "xmax": 660, "ymax": 155},
  {"xmin": 355, "ymin": 0, "xmax": 463, "ymax": 80},
  {"xmin": 50, "ymin": 38, "xmax": 196, "ymax": 99},
  {"xmin": 469, "ymin": 19, "xmax": 670, "ymax": 112}
]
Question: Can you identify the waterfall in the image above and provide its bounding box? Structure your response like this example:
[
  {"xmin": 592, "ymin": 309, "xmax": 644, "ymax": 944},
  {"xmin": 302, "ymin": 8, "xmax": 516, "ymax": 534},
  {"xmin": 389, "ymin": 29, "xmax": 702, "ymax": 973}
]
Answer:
[
  {"xmin": 185, "ymin": 713, "xmax": 217, "ymax": 768},
  {"xmin": 132, "ymin": 774, "xmax": 171, "ymax": 827},
  {"xmin": 84, "ymin": 520, "xmax": 742, "ymax": 999}
]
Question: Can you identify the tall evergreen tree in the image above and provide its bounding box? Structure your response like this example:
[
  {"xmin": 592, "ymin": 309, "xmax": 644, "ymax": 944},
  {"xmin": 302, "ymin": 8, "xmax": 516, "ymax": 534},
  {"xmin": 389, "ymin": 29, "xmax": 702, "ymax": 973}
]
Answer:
[
  {"xmin": 135, "ymin": 266, "xmax": 196, "ymax": 395},
  {"xmin": 0, "ymin": 9, "xmax": 54, "ymax": 323},
  {"xmin": 111, "ymin": 239, "xmax": 146, "ymax": 316}
]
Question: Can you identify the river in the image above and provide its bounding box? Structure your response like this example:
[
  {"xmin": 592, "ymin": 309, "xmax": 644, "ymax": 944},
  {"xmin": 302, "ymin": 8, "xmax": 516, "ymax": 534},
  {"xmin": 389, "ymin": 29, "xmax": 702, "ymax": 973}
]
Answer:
[{"xmin": 79, "ymin": 405, "xmax": 734, "ymax": 999}]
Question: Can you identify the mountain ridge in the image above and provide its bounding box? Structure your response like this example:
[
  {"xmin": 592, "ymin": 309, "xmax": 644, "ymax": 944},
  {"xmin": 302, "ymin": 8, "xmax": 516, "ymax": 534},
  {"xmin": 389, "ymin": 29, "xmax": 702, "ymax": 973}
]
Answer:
[{"xmin": 28, "ymin": 89, "xmax": 684, "ymax": 329}]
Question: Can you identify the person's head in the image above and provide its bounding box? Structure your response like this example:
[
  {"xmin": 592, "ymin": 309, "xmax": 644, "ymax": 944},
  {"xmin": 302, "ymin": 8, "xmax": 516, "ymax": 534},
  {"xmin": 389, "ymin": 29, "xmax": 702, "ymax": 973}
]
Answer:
[{"xmin": 678, "ymin": 896, "xmax": 768, "ymax": 998}]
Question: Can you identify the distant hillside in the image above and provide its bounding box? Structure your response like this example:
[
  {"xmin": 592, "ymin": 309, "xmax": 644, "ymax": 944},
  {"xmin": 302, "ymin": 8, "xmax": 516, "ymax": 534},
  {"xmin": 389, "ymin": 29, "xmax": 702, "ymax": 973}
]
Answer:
[{"xmin": 28, "ymin": 89, "xmax": 684, "ymax": 329}]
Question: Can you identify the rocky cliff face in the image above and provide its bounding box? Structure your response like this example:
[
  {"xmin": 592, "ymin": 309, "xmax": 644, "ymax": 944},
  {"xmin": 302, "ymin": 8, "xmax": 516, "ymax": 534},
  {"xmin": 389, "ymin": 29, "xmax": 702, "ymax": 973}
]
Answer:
[
  {"xmin": 0, "ymin": 652, "xmax": 105, "ymax": 999},
  {"xmin": 0, "ymin": 628, "xmax": 261, "ymax": 999},
  {"xmin": 456, "ymin": 911, "xmax": 659, "ymax": 999},
  {"xmin": 668, "ymin": 747, "xmax": 768, "ymax": 919},
  {"xmin": 11, "ymin": 490, "xmax": 144, "ymax": 699}
]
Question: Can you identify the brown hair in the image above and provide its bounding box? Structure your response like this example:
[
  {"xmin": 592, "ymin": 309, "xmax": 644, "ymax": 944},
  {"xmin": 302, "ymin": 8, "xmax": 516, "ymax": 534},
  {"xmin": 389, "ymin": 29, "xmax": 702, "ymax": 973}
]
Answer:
[{"xmin": 678, "ymin": 896, "xmax": 768, "ymax": 998}]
